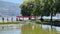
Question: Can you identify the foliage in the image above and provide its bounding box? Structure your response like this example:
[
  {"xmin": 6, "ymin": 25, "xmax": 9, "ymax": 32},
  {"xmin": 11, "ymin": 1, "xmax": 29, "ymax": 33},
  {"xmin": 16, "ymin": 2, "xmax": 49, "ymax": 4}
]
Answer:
[
  {"xmin": 20, "ymin": 0, "xmax": 60, "ymax": 17},
  {"xmin": 20, "ymin": 1, "xmax": 35, "ymax": 16}
]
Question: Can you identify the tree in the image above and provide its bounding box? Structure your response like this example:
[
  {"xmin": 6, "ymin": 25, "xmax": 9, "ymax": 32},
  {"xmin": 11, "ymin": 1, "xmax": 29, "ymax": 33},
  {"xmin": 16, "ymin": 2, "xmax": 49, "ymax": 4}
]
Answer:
[
  {"xmin": 55, "ymin": 0, "xmax": 60, "ymax": 13},
  {"xmin": 20, "ymin": 0, "xmax": 60, "ymax": 21},
  {"xmin": 20, "ymin": 1, "xmax": 34, "ymax": 16}
]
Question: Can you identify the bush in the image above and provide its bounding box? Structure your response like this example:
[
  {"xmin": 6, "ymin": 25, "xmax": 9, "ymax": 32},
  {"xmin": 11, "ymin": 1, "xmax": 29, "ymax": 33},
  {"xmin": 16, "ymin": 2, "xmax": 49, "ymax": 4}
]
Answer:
[{"xmin": 35, "ymin": 20, "xmax": 41, "ymax": 24}]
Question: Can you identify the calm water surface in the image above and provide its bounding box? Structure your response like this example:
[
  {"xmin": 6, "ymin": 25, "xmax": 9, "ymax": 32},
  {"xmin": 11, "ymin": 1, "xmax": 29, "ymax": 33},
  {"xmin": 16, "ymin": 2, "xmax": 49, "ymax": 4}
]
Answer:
[{"xmin": 0, "ymin": 24, "xmax": 60, "ymax": 34}]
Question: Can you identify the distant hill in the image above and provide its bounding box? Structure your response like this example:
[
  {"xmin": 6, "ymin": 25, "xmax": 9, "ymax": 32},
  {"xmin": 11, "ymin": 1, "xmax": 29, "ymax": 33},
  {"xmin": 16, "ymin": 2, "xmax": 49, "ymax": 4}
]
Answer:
[{"xmin": 0, "ymin": 1, "xmax": 21, "ymax": 17}]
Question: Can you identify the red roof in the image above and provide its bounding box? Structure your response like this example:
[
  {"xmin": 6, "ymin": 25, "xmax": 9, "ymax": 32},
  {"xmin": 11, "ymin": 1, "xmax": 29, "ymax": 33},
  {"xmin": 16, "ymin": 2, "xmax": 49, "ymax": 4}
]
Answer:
[{"xmin": 16, "ymin": 16, "xmax": 37, "ymax": 18}]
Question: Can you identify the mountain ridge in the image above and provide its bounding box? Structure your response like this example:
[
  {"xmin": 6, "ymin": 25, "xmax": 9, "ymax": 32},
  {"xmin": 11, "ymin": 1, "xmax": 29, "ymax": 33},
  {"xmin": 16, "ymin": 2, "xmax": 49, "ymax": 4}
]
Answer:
[{"xmin": 0, "ymin": 0, "xmax": 21, "ymax": 17}]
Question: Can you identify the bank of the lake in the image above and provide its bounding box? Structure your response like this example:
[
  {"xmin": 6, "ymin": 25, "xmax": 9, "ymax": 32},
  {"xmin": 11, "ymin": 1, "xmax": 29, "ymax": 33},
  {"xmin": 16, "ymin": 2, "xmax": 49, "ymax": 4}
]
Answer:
[
  {"xmin": 35, "ymin": 20, "xmax": 60, "ymax": 27},
  {"xmin": 0, "ymin": 20, "xmax": 60, "ymax": 27}
]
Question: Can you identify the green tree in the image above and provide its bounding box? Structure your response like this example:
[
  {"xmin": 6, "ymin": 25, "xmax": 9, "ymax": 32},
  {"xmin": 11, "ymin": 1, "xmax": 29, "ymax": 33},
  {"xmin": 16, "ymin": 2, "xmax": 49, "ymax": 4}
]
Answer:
[
  {"xmin": 20, "ymin": 1, "xmax": 34, "ymax": 16},
  {"xmin": 20, "ymin": 0, "xmax": 60, "ymax": 22},
  {"xmin": 55, "ymin": 0, "xmax": 60, "ymax": 13}
]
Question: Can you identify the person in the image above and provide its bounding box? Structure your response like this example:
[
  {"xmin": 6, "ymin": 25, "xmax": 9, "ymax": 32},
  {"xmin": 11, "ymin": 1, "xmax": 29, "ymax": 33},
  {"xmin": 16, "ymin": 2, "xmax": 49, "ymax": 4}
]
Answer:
[
  {"xmin": 11, "ymin": 17, "xmax": 13, "ymax": 22},
  {"xmin": 16, "ymin": 18, "xmax": 18, "ymax": 21},
  {"xmin": 7, "ymin": 18, "xmax": 9, "ymax": 22},
  {"xmin": 2, "ymin": 17, "xmax": 4, "ymax": 23}
]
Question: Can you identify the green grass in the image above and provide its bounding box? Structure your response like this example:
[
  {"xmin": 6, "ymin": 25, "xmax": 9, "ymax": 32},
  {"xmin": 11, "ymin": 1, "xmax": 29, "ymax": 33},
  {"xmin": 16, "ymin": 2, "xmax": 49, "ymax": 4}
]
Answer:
[
  {"xmin": 0, "ymin": 21, "xmax": 30, "ymax": 25},
  {"xmin": 0, "ymin": 22, "xmax": 22, "ymax": 25},
  {"xmin": 0, "ymin": 20, "xmax": 32, "ymax": 25}
]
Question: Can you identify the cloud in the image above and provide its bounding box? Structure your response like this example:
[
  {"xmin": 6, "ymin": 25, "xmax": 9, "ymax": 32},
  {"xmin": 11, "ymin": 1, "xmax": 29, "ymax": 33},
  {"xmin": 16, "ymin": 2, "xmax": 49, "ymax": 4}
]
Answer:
[
  {"xmin": 0, "ymin": 8, "xmax": 1, "ymax": 10},
  {"xmin": 2, "ymin": 0, "xmax": 24, "ymax": 3},
  {"xmin": 11, "ymin": 9, "xmax": 15, "ymax": 10},
  {"xmin": 5, "ymin": 6, "xmax": 10, "ymax": 8},
  {"xmin": 3, "ymin": 8, "xmax": 10, "ymax": 11}
]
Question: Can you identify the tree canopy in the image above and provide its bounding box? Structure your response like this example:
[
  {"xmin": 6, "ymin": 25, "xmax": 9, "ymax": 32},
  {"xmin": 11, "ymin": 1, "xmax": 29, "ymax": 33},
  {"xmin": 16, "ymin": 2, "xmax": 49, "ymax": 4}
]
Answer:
[{"xmin": 20, "ymin": 0, "xmax": 60, "ymax": 16}]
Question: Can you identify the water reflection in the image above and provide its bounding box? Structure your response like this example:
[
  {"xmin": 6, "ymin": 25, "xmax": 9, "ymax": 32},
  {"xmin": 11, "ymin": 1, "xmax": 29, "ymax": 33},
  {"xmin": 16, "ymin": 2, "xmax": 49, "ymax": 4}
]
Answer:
[
  {"xmin": 42, "ymin": 25, "xmax": 60, "ymax": 32},
  {"xmin": 0, "ymin": 24, "xmax": 60, "ymax": 34},
  {"xmin": 22, "ymin": 24, "xmax": 60, "ymax": 34},
  {"xmin": 0, "ymin": 24, "xmax": 22, "ymax": 34}
]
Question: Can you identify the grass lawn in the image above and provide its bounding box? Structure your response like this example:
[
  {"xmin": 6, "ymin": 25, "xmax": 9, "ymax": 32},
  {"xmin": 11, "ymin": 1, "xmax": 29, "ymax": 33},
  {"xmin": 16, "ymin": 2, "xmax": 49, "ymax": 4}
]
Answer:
[
  {"xmin": 0, "ymin": 21, "xmax": 25, "ymax": 25},
  {"xmin": 0, "ymin": 20, "xmax": 31, "ymax": 24}
]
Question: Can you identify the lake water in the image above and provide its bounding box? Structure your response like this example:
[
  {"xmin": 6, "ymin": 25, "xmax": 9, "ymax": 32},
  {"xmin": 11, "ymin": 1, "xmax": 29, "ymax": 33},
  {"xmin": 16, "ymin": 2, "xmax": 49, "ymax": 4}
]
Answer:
[
  {"xmin": 0, "ymin": 24, "xmax": 60, "ymax": 34},
  {"xmin": 0, "ymin": 24, "xmax": 22, "ymax": 34}
]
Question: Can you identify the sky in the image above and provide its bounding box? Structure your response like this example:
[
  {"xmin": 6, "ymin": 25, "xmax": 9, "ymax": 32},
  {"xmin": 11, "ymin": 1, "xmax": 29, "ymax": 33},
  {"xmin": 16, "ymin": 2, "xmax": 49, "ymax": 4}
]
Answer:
[{"xmin": 2, "ymin": 0, "xmax": 24, "ymax": 4}]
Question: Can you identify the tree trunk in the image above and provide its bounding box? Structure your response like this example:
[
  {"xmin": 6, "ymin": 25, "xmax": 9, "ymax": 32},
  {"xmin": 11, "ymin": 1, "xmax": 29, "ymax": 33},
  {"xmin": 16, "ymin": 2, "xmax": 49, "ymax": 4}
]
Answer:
[
  {"xmin": 35, "ymin": 16, "xmax": 37, "ymax": 21},
  {"xmin": 23, "ymin": 17, "xmax": 24, "ymax": 21},
  {"xmin": 40, "ymin": 15, "xmax": 43, "ymax": 29},
  {"xmin": 51, "ymin": 11, "xmax": 53, "ymax": 29},
  {"xmin": 41, "ymin": 15, "xmax": 43, "ymax": 22}
]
